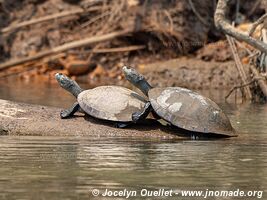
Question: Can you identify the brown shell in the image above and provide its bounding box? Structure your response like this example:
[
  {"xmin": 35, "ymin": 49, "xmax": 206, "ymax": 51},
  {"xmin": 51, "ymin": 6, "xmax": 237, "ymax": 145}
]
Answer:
[
  {"xmin": 148, "ymin": 87, "xmax": 236, "ymax": 136},
  {"xmin": 77, "ymin": 86, "xmax": 146, "ymax": 122}
]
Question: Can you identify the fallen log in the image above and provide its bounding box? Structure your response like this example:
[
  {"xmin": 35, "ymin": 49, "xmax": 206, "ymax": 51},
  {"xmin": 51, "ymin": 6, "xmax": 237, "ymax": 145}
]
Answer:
[{"xmin": 0, "ymin": 99, "xmax": 180, "ymax": 138}]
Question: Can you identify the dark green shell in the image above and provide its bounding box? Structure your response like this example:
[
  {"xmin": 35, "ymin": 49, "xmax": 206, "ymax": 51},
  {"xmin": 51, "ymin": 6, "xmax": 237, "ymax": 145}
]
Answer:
[
  {"xmin": 148, "ymin": 87, "xmax": 236, "ymax": 136},
  {"xmin": 77, "ymin": 86, "xmax": 146, "ymax": 122}
]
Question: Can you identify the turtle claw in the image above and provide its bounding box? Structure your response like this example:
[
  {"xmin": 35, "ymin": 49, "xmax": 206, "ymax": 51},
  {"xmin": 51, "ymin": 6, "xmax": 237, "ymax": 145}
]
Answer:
[{"xmin": 60, "ymin": 110, "xmax": 70, "ymax": 119}]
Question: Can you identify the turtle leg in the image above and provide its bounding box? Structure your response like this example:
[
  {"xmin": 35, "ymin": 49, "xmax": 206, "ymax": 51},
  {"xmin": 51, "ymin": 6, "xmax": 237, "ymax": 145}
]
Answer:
[
  {"xmin": 132, "ymin": 102, "xmax": 152, "ymax": 123},
  {"xmin": 60, "ymin": 102, "xmax": 80, "ymax": 119}
]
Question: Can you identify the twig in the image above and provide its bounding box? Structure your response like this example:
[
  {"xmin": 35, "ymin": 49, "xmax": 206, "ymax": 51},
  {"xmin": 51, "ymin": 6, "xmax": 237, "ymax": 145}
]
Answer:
[
  {"xmin": 225, "ymin": 80, "xmax": 255, "ymax": 100},
  {"xmin": 214, "ymin": 0, "xmax": 267, "ymax": 54},
  {"xmin": 248, "ymin": 51, "xmax": 261, "ymax": 59},
  {"xmin": 163, "ymin": 10, "xmax": 174, "ymax": 32},
  {"xmin": 0, "ymin": 29, "xmax": 131, "ymax": 71},
  {"xmin": 134, "ymin": 0, "xmax": 149, "ymax": 31},
  {"xmin": 235, "ymin": 40, "xmax": 253, "ymax": 56},
  {"xmin": 188, "ymin": 0, "xmax": 209, "ymax": 26},
  {"xmin": 70, "ymin": 45, "xmax": 146, "ymax": 55},
  {"xmin": 248, "ymin": 13, "xmax": 267, "ymax": 36},
  {"xmin": 247, "ymin": 0, "xmax": 261, "ymax": 17},
  {"xmin": 81, "ymin": 10, "xmax": 111, "ymax": 29},
  {"xmin": 0, "ymin": 7, "xmax": 100, "ymax": 34},
  {"xmin": 91, "ymin": 45, "xmax": 145, "ymax": 53},
  {"xmin": 234, "ymin": 0, "xmax": 240, "ymax": 24},
  {"xmin": 226, "ymin": 36, "xmax": 252, "ymax": 99}
]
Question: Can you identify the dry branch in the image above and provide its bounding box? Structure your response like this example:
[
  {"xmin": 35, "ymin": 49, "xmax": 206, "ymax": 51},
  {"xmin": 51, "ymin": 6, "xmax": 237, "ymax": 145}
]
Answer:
[
  {"xmin": 227, "ymin": 35, "xmax": 252, "ymax": 100},
  {"xmin": 248, "ymin": 13, "xmax": 267, "ymax": 36},
  {"xmin": 214, "ymin": 0, "xmax": 267, "ymax": 54},
  {"xmin": 225, "ymin": 80, "xmax": 255, "ymax": 100},
  {"xmin": 249, "ymin": 65, "xmax": 267, "ymax": 97},
  {"xmin": 0, "ymin": 29, "xmax": 131, "ymax": 71},
  {"xmin": 91, "ymin": 45, "xmax": 146, "ymax": 53},
  {"xmin": 0, "ymin": 8, "xmax": 91, "ymax": 34},
  {"xmin": 188, "ymin": 0, "xmax": 209, "ymax": 26},
  {"xmin": 247, "ymin": 0, "xmax": 262, "ymax": 17}
]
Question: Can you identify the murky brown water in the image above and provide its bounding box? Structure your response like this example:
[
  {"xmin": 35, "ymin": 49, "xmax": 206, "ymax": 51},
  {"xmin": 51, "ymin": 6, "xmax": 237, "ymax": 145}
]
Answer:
[{"xmin": 0, "ymin": 78, "xmax": 266, "ymax": 199}]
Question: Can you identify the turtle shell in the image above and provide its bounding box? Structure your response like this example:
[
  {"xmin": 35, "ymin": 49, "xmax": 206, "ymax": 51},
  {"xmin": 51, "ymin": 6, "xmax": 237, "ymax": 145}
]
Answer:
[
  {"xmin": 77, "ymin": 86, "xmax": 147, "ymax": 122},
  {"xmin": 148, "ymin": 87, "xmax": 236, "ymax": 136}
]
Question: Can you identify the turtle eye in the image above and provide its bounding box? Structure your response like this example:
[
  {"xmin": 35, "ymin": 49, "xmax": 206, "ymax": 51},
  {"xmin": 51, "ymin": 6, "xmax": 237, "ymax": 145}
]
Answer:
[{"xmin": 61, "ymin": 78, "xmax": 70, "ymax": 86}]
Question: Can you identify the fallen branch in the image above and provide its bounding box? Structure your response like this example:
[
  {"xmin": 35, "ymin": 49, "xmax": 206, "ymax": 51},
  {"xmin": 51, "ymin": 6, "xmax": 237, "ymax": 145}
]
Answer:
[
  {"xmin": 0, "ymin": 29, "xmax": 131, "ymax": 71},
  {"xmin": 226, "ymin": 35, "xmax": 252, "ymax": 100},
  {"xmin": 214, "ymin": 0, "xmax": 267, "ymax": 54},
  {"xmin": 0, "ymin": 7, "xmax": 100, "ymax": 34}
]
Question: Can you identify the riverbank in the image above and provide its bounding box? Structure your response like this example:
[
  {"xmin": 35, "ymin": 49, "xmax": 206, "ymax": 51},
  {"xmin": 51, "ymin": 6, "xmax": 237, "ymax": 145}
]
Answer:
[
  {"xmin": 139, "ymin": 57, "xmax": 240, "ymax": 89},
  {"xmin": 0, "ymin": 57, "xmax": 242, "ymax": 90}
]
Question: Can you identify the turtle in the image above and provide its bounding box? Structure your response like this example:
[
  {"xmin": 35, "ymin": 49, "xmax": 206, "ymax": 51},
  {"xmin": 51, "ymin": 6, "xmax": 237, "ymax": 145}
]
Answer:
[
  {"xmin": 122, "ymin": 66, "xmax": 237, "ymax": 137},
  {"xmin": 55, "ymin": 73, "xmax": 149, "ymax": 128}
]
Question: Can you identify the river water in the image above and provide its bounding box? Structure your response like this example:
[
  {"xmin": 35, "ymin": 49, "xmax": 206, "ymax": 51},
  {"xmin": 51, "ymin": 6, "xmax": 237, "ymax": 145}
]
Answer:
[{"xmin": 0, "ymin": 78, "xmax": 266, "ymax": 199}]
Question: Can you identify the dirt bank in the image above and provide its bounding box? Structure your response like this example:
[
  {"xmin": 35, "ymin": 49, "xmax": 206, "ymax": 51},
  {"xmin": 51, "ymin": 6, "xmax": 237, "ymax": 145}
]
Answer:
[
  {"xmin": 0, "ymin": 57, "xmax": 243, "ymax": 91},
  {"xmin": 139, "ymin": 57, "xmax": 242, "ymax": 89},
  {"xmin": 73, "ymin": 57, "xmax": 243, "ymax": 90}
]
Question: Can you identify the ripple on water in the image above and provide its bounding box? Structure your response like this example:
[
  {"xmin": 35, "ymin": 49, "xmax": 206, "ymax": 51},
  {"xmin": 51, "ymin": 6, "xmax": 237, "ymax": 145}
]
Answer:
[
  {"xmin": 0, "ymin": 80, "xmax": 267, "ymax": 199},
  {"xmin": 0, "ymin": 136, "xmax": 266, "ymax": 199}
]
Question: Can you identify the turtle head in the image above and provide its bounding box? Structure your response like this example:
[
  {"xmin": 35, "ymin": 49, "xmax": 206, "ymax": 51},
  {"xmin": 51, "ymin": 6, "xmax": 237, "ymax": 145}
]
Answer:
[
  {"xmin": 122, "ymin": 66, "xmax": 145, "ymax": 85},
  {"xmin": 55, "ymin": 73, "xmax": 83, "ymax": 98},
  {"xmin": 122, "ymin": 66, "xmax": 152, "ymax": 96}
]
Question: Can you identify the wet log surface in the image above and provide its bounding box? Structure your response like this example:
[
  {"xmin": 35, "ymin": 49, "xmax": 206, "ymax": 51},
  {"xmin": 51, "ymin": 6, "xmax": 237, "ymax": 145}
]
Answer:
[{"xmin": 0, "ymin": 99, "xmax": 181, "ymax": 139}]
